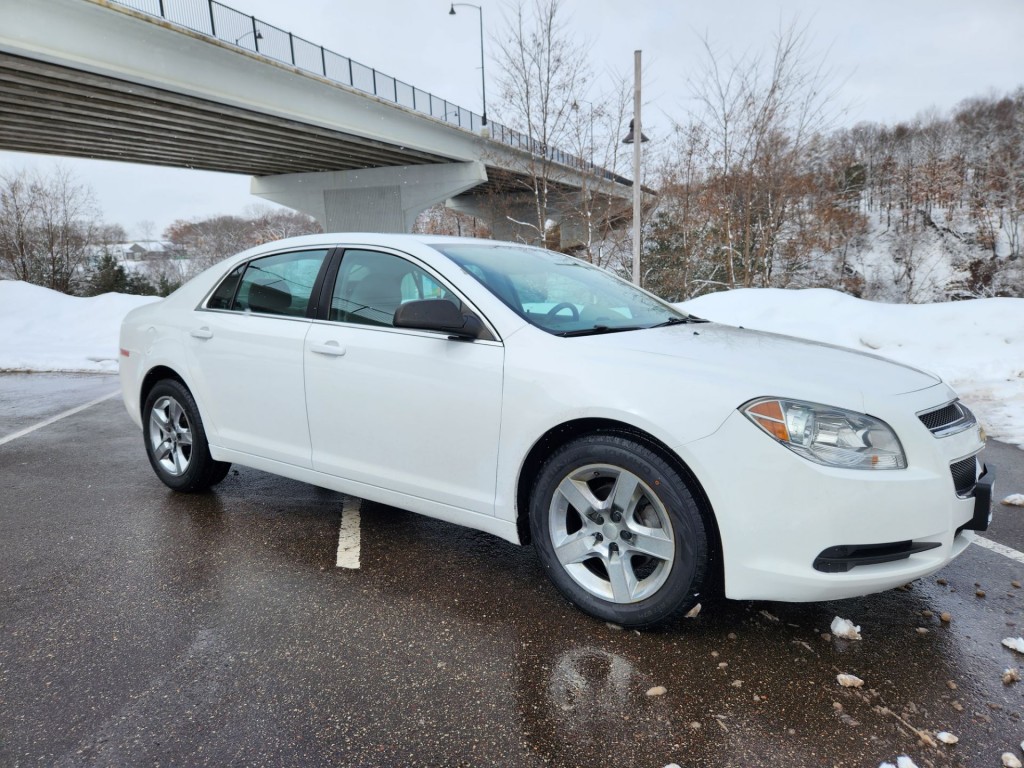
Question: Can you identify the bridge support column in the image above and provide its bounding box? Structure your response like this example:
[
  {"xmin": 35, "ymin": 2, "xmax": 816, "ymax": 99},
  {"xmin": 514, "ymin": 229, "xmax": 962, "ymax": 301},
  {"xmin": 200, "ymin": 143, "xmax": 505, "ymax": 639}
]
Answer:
[
  {"xmin": 251, "ymin": 162, "xmax": 488, "ymax": 233},
  {"xmin": 447, "ymin": 195, "xmax": 552, "ymax": 246}
]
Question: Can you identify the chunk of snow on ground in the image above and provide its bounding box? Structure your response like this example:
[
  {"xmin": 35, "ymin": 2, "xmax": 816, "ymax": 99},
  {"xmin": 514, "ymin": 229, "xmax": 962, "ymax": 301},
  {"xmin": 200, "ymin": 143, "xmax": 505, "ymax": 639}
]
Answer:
[
  {"xmin": 831, "ymin": 616, "xmax": 863, "ymax": 640},
  {"xmin": 836, "ymin": 673, "xmax": 864, "ymax": 688},
  {"xmin": 1003, "ymin": 753, "xmax": 1022, "ymax": 768},
  {"xmin": 879, "ymin": 760, "xmax": 920, "ymax": 768},
  {"xmin": 1003, "ymin": 494, "xmax": 1024, "ymax": 507},
  {"xmin": 1003, "ymin": 637, "xmax": 1024, "ymax": 653},
  {"xmin": 936, "ymin": 731, "xmax": 958, "ymax": 744}
]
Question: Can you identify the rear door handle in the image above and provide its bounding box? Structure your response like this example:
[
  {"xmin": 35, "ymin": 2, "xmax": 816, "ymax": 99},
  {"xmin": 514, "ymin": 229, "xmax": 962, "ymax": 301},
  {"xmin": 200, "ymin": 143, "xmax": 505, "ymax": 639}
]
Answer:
[
  {"xmin": 190, "ymin": 327, "xmax": 213, "ymax": 340},
  {"xmin": 310, "ymin": 341, "xmax": 346, "ymax": 357}
]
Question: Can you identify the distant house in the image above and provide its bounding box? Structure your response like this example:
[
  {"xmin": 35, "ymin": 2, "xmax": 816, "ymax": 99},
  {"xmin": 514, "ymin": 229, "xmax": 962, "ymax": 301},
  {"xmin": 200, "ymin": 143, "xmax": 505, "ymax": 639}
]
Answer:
[{"xmin": 115, "ymin": 240, "xmax": 187, "ymax": 261}]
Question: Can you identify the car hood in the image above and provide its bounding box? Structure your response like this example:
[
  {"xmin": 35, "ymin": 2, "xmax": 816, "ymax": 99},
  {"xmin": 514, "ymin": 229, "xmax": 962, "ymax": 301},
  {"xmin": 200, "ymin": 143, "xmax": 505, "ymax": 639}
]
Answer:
[{"xmin": 579, "ymin": 321, "xmax": 940, "ymax": 400}]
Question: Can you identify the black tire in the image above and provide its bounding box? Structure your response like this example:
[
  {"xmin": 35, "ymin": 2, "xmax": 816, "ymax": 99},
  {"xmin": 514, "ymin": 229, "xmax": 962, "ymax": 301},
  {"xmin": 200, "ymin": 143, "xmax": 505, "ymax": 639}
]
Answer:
[
  {"xmin": 142, "ymin": 379, "xmax": 231, "ymax": 492},
  {"xmin": 529, "ymin": 434, "xmax": 709, "ymax": 628}
]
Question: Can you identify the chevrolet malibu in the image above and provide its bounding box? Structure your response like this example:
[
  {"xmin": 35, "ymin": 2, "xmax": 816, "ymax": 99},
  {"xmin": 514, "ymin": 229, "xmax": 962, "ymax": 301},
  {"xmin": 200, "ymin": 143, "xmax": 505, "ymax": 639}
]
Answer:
[{"xmin": 120, "ymin": 234, "xmax": 994, "ymax": 627}]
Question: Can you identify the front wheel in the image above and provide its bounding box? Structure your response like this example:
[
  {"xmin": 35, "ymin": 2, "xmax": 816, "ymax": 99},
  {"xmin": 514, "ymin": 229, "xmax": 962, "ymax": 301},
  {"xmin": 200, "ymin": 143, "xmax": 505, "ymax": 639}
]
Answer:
[
  {"xmin": 143, "ymin": 380, "xmax": 231, "ymax": 492},
  {"xmin": 530, "ymin": 434, "xmax": 709, "ymax": 628}
]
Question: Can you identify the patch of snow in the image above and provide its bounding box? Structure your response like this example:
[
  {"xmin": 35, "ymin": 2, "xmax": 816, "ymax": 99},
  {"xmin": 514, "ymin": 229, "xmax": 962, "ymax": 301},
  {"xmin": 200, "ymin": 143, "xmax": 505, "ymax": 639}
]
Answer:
[
  {"xmin": 0, "ymin": 280, "xmax": 158, "ymax": 373},
  {"xmin": 1002, "ymin": 637, "xmax": 1024, "ymax": 654},
  {"xmin": 830, "ymin": 616, "xmax": 862, "ymax": 640},
  {"xmin": 1003, "ymin": 494, "xmax": 1024, "ymax": 507}
]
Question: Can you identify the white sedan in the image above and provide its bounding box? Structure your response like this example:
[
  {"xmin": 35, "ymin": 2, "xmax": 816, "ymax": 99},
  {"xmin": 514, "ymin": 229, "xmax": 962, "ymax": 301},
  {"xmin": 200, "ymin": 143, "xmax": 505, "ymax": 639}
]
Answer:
[{"xmin": 119, "ymin": 234, "xmax": 993, "ymax": 627}]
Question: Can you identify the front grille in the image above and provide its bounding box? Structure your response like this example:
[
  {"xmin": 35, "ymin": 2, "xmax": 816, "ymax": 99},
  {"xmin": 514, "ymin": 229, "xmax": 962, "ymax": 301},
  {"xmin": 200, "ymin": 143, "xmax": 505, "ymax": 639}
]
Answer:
[
  {"xmin": 950, "ymin": 456, "xmax": 978, "ymax": 497},
  {"xmin": 919, "ymin": 400, "xmax": 976, "ymax": 437}
]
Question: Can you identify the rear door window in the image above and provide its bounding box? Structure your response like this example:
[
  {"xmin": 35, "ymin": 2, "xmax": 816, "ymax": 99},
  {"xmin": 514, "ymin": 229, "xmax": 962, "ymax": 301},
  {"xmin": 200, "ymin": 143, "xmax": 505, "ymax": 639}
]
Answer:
[{"xmin": 207, "ymin": 249, "xmax": 330, "ymax": 317}]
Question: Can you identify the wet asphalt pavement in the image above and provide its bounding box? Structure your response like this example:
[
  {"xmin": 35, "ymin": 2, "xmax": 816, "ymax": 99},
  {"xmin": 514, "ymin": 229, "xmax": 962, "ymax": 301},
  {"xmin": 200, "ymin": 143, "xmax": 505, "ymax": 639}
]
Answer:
[{"xmin": 1, "ymin": 373, "xmax": 1023, "ymax": 768}]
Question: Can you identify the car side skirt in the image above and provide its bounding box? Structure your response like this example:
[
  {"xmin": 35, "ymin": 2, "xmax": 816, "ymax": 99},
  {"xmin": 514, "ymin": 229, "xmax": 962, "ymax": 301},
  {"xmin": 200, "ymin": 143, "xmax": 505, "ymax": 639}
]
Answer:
[{"xmin": 211, "ymin": 445, "xmax": 523, "ymax": 545}]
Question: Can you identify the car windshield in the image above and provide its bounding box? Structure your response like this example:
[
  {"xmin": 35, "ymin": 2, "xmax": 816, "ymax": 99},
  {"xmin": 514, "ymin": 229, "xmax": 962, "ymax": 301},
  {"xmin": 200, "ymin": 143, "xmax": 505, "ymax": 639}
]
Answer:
[{"xmin": 434, "ymin": 243, "xmax": 694, "ymax": 336}]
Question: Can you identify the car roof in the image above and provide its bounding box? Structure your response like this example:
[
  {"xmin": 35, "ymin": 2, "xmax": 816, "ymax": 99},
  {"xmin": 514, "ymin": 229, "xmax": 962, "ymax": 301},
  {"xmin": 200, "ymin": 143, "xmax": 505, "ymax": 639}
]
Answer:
[{"xmin": 251, "ymin": 232, "xmax": 534, "ymax": 251}]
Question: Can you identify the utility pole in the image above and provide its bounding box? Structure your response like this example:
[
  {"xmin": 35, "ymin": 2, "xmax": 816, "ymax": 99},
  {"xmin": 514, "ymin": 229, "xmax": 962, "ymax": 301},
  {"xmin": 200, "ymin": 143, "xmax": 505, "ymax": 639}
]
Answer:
[{"xmin": 631, "ymin": 50, "xmax": 642, "ymax": 286}]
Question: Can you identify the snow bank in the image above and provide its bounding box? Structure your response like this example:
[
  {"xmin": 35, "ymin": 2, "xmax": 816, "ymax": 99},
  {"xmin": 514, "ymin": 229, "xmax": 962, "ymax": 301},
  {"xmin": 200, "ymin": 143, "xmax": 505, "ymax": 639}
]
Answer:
[
  {"xmin": 678, "ymin": 288, "xmax": 1024, "ymax": 447},
  {"xmin": 0, "ymin": 280, "xmax": 159, "ymax": 373}
]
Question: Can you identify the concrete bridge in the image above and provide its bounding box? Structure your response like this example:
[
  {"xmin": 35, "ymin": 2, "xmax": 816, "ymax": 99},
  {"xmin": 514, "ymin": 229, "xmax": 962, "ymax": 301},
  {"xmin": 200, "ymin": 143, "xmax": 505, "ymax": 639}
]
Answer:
[{"xmin": 0, "ymin": 0, "xmax": 633, "ymax": 244}]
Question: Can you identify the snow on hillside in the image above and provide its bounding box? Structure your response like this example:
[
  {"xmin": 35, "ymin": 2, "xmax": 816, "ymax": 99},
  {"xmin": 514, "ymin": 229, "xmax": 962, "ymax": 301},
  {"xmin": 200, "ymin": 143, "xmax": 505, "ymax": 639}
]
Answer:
[
  {"xmin": 0, "ymin": 279, "xmax": 1021, "ymax": 448},
  {"xmin": 678, "ymin": 288, "xmax": 1024, "ymax": 447},
  {"xmin": 0, "ymin": 280, "xmax": 158, "ymax": 373}
]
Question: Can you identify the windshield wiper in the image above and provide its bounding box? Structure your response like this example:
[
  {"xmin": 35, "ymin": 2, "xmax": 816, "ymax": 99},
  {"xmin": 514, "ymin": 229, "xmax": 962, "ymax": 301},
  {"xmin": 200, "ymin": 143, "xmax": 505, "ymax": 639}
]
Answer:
[
  {"xmin": 650, "ymin": 315, "xmax": 707, "ymax": 327},
  {"xmin": 555, "ymin": 325, "xmax": 645, "ymax": 337}
]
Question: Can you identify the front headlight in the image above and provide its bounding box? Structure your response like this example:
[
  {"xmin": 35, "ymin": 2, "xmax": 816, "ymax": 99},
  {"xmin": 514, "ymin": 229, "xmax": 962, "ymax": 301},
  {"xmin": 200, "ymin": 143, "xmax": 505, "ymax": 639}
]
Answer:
[{"xmin": 742, "ymin": 398, "xmax": 907, "ymax": 470}]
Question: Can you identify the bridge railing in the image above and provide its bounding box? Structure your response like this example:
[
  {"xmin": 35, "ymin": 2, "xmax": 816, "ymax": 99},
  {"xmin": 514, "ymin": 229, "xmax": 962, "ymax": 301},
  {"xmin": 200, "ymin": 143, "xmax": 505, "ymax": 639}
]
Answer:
[{"xmin": 108, "ymin": 0, "xmax": 630, "ymax": 186}]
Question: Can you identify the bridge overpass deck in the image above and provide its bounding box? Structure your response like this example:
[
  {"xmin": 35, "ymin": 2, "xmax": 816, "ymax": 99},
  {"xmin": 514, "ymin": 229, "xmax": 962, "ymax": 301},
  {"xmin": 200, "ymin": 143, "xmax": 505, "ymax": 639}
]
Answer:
[{"xmin": 0, "ymin": 0, "xmax": 635, "ymax": 239}]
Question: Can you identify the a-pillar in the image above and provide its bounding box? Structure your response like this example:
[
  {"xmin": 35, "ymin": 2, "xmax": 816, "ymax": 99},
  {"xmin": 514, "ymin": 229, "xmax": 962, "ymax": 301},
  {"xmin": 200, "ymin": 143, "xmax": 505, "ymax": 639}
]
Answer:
[{"xmin": 250, "ymin": 162, "xmax": 488, "ymax": 233}]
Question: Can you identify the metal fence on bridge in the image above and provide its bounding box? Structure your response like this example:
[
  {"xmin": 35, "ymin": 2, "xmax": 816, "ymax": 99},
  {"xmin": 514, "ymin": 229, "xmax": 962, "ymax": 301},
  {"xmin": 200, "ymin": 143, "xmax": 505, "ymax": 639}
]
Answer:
[{"xmin": 109, "ymin": 0, "xmax": 627, "ymax": 184}]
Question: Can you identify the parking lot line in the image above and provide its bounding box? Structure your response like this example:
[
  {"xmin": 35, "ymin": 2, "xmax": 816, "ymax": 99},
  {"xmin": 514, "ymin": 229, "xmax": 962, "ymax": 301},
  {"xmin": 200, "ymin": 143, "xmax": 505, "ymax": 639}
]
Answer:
[
  {"xmin": 0, "ymin": 390, "xmax": 119, "ymax": 447},
  {"xmin": 336, "ymin": 497, "xmax": 361, "ymax": 569},
  {"xmin": 974, "ymin": 535, "xmax": 1024, "ymax": 565}
]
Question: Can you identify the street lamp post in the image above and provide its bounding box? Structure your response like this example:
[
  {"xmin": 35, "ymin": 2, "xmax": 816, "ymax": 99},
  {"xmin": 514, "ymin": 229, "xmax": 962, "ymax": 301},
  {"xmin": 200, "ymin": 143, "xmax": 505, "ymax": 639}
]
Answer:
[
  {"xmin": 448, "ymin": 3, "xmax": 487, "ymax": 132},
  {"xmin": 234, "ymin": 18, "xmax": 263, "ymax": 50},
  {"xmin": 621, "ymin": 50, "xmax": 648, "ymax": 286}
]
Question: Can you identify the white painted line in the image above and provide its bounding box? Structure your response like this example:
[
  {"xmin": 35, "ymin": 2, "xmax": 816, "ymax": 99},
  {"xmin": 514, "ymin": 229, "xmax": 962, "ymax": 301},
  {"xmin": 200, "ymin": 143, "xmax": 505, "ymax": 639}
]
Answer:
[
  {"xmin": 336, "ymin": 496, "xmax": 362, "ymax": 569},
  {"xmin": 0, "ymin": 390, "xmax": 120, "ymax": 447},
  {"xmin": 974, "ymin": 535, "xmax": 1024, "ymax": 566}
]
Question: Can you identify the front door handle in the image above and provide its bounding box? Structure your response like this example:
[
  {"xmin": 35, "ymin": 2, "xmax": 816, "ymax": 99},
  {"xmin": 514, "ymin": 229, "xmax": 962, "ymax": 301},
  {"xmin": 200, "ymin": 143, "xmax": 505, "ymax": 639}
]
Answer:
[
  {"xmin": 190, "ymin": 327, "xmax": 213, "ymax": 340},
  {"xmin": 310, "ymin": 341, "xmax": 346, "ymax": 357}
]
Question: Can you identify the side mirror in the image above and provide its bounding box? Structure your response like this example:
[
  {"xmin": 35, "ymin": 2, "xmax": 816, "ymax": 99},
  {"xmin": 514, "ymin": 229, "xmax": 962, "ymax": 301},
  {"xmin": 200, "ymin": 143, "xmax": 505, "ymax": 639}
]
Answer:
[{"xmin": 393, "ymin": 299, "xmax": 479, "ymax": 339}]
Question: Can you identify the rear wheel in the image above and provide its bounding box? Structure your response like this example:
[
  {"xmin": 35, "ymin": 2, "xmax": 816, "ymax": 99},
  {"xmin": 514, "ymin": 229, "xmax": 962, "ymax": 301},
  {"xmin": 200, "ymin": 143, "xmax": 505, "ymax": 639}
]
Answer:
[
  {"xmin": 530, "ymin": 434, "xmax": 709, "ymax": 628},
  {"xmin": 143, "ymin": 380, "xmax": 230, "ymax": 492}
]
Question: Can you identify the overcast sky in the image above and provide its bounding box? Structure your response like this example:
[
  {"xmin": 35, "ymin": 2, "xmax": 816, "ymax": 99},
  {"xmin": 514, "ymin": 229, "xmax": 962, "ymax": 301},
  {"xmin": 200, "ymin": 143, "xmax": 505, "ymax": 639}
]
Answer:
[{"xmin": 3, "ymin": 0, "xmax": 1022, "ymax": 238}]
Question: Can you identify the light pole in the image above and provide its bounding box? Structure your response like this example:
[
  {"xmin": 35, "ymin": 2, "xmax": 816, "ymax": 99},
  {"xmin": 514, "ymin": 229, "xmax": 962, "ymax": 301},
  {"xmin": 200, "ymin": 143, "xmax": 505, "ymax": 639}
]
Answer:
[
  {"xmin": 448, "ymin": 3, "xmax": 487, "ymax": 131},
  {"xmin": 234, "ymin": 24, "xmax": 263, "ymax": 50},
  {"xmin": 622, "ymin": 50, "xmax": 649, "ymax": 286}
]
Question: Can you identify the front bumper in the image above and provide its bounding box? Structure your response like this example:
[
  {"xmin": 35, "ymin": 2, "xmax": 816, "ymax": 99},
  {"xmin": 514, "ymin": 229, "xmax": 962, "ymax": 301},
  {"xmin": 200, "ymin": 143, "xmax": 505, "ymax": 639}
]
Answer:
[{"xmin": 677, "ymin": 390, "xmax": 990, "ymax": 603}]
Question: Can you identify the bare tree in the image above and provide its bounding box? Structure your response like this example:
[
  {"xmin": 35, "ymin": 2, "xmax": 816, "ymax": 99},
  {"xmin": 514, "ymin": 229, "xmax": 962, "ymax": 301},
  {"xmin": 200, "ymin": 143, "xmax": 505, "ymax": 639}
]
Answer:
[
  {"xmin": 244, "ymin": 204, "xmax": 322, "ymax": 243},
  {"xmin": 414, "ymin": 204, "xmax": 489, "ymax": 237},
  {"xmin": 0, "ymin": 166, "xmax": 100, "ymax": 294},
  {"xmin": 644, "ymin": 123, "xmax": 720, "ymax": 300},
  {"xmin": 661, "ymin": 21, "xmax": 842, "ymax": 291},
  {"xmin": 560, "ymin": 70, "xmax": 637, "ymax": 266},
  {"xmin": 165, "ymin": 207, "xmax": 320, "ymax": 277},
  {"xmin": 136, "ymin": 219, "xmax": 156, "ymax": 242},
  {"xmin": 492, "ymin": 0, "xmax": 592, "ymax": 241}
]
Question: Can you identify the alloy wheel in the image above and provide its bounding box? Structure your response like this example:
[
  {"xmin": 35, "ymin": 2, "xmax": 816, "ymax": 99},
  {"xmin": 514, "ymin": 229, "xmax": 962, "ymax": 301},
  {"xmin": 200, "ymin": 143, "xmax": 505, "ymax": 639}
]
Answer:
[{"xmin": 547, "ymin": 463, "xmax": 675, "ymax": 604}]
